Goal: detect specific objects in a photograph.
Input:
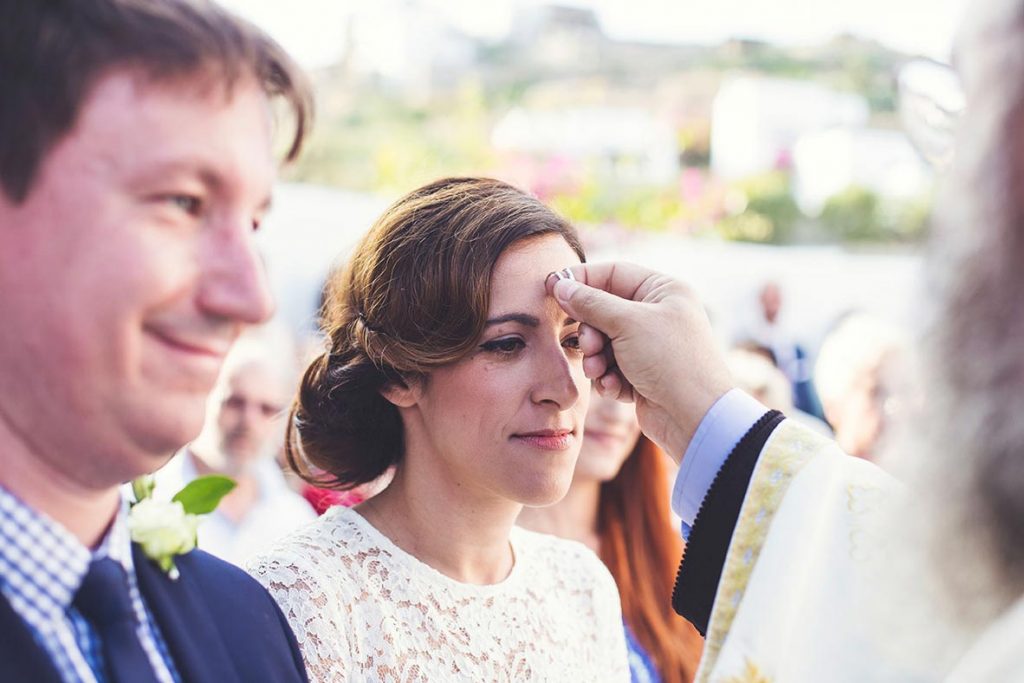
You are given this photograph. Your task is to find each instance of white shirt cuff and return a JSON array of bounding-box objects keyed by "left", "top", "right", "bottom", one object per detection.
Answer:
[{"left": 671, "top": 389, "right": 769, "bottom": 538}]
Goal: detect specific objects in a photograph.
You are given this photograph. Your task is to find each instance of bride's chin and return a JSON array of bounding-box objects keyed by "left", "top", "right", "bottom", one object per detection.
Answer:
[{"left": 509, "top": 475, "right": 574, "bottom": 508}]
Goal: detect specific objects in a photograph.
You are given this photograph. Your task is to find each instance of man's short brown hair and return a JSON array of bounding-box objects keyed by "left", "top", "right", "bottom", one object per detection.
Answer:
[{"left": 0, "top": 0, "right": 313, "bottom": 203}]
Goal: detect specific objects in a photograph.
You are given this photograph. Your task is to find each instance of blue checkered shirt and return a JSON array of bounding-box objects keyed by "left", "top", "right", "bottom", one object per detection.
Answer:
[{"left": 0, "top": 485, "right": 181, "bottom": 683}]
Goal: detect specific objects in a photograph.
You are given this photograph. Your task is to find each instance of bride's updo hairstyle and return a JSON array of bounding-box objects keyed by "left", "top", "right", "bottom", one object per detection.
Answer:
[{"left": 287, "top": 177, "right": 585, "bottom": 489}]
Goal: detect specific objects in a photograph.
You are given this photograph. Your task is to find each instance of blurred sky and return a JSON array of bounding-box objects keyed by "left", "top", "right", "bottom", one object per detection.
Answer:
[{"left": 222, "top": 0, "right": 968, "bottom": 68}]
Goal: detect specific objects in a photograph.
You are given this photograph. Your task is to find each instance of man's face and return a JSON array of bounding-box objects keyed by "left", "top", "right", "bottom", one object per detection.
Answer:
[
  {"left": 213, "top": 362, "right": 288, "bottom": 468},
  {"left": 833, "top": 351, "right": 905, "bottom": 461},
  {"left": 760, "top": 283, "right": 782, "bottom": 324},
  {"left": 0, "top": 71, "right": 276, "bottom": 488}
]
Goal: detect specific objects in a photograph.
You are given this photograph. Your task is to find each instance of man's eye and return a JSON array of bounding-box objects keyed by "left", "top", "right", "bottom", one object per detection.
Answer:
[
  {"left": 224, "top": 396, "right": 245, "bottom": 410},
  {"left": 563, "top": 334, "right": 582, "bottom": 351},
  {"left": 480, "top": 337, "right": 525, "bottom": 355},
  {"left": 168, "top": 195, "right": 202, "bottom": 215},
  {"left": 261, "top": 403, "right": 283, "bottom": 417}
]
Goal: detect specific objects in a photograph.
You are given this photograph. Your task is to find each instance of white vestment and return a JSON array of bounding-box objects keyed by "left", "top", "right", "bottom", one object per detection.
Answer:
[{"left": 695, "top": 421, "right": 1023, "bottom": 683}]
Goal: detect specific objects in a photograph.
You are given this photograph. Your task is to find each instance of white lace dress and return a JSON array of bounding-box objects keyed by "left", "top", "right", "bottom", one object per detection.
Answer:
[{"left": 247, "top": 506, "right": 630, "bottom": 682}]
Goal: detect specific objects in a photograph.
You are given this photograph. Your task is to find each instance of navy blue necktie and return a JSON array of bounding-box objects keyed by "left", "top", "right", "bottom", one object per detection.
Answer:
[{"left": 73, "top": 558, "right": 162, "bottom": 683}]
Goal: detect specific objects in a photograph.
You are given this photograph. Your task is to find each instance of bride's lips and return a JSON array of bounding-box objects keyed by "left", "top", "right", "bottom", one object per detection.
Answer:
[{"left": 511, "top": 428, "right": 576, "bottom": 451}]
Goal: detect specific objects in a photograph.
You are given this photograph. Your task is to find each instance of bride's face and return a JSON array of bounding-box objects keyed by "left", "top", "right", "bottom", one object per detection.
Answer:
[{"left": 405, "top": 233, "right": 589, "bottom": 506}]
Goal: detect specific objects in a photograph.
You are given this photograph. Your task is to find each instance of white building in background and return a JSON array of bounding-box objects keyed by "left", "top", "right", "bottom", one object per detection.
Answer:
[
  {"left": 792, "top": 127, "right": 932, "bottom": 215},
  {"left": 710, "top": 76, "right": 869, "bottom": 180},
  {"left": 491, "top": 106, "right": 679, "bottom": 184},
  {"left": 346, "top": 1, "right": 476, "bottom": 93}
]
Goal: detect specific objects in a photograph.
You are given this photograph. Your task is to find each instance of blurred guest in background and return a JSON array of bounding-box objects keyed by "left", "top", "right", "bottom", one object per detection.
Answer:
[
  {"left": 726, "top": 348, "right": 832, "bottom": 437},
  {"left": 519, "top": 394, "right": 704, "bottom": 683},
  {"left": 734, "top": 281, "right": 824, "bottom": 420},
  {"left": 158, "top": 330, "right": 315, "bottom": 565},
  {"left": 813, "top": 313, "right": 909, "bottom": 461}
]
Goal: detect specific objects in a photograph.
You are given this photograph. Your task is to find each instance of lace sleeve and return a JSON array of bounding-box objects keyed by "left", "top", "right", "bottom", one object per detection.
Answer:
[{"left": 248, "top": 549, "right": 352, "bottom": 682}]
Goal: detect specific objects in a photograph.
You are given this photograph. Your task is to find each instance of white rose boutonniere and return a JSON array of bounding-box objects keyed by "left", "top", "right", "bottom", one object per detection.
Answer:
[
  {"left": 129, "top": 473, "right": 236, "bottom": 580},
  {"left": 128, "top": 499, "right": 199, "bottom": 578}
]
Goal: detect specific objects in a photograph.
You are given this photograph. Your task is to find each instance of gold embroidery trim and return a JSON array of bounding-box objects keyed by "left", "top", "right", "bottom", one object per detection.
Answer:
[
  {"left": 697, "top": 421, "right": 828, "bottom": 682},
  {"left": 721, "top": 659, "right": 773, "bottom": 683}
]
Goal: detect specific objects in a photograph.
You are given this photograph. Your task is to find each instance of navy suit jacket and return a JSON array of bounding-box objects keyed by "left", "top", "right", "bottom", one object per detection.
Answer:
[{"left": 0, "top": 545, "right": 308, "bottom": 683}]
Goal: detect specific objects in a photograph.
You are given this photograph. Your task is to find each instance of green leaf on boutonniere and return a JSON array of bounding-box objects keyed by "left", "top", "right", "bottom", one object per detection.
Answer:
[{"left": 172, "top": 475, "right": 237, "bottom": 515}]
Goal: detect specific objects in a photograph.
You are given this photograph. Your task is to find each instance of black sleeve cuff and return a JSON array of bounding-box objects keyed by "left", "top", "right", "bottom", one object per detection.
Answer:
[{"left": 671, "top": 410, "right": 785, "bottom": 636}]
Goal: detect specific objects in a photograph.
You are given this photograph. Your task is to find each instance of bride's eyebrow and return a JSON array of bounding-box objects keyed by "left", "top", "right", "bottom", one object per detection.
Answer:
[
  {"left": 484, "top": 313, "right": 578, "bottom": 327},
  {"left": 485, "top": 313, "right": 539, "bottom": 327}
]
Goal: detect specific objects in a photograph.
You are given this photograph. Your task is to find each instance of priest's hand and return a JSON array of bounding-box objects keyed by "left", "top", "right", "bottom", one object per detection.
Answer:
[{"left": 546, "top": 262, "right": 734, "bottom": 462}]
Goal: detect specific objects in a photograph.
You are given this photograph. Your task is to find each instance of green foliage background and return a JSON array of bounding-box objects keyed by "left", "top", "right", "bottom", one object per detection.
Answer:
[{"left": 284, "top": 35, "right": 932, "bottom": 246}]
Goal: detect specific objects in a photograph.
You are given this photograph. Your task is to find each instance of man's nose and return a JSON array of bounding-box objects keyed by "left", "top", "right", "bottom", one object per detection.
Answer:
[{"left": 197, "top": 215, "right": 275, "bottom": 325}]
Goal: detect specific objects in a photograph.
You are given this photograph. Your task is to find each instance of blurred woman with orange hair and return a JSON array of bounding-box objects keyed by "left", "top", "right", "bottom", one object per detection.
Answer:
[{"left": 519, "top": 394, "right": 704, "bottom": 683}]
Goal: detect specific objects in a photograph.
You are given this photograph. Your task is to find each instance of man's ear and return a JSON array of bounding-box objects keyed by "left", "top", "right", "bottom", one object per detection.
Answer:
[{"left": 379, "top": 374, "right": 422, "bottom": 408}]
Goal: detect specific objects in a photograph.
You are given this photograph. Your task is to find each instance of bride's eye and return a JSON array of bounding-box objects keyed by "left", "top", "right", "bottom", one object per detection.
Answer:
[{"left": 480, "top": 337, "right": 525, "bottom": 356}]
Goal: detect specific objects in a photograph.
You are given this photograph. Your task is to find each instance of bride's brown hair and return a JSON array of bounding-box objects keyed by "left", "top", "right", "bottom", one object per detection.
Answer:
[{"left": 286, "top": 177, "right": 584, "bottom": 489}]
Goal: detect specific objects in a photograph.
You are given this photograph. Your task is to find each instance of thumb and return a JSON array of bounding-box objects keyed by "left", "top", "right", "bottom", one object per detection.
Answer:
[{"left": 552, "top": 278, "right": 629, "bottom": 338}]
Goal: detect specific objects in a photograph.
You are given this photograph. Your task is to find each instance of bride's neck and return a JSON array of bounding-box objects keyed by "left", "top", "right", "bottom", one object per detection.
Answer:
[
  {"left": 517, "top": 477, "right": 602, "bottom": 553},
  {"left": 356, "top": 461, "right": 521, "bottom": 585}
]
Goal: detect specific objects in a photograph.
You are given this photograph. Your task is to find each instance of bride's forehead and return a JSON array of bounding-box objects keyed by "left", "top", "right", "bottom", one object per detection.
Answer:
[
  {"left": 489, "top": 237, "right": 579, "bottom": 305},
  {"left": 492, "top": 235, "right": 579, "bottom": 275}
]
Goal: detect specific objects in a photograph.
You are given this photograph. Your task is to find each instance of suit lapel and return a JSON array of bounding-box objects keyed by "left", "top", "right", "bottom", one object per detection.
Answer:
[
  {"left": 133, "top": 545, "right": 241, "bottom": 683},
  {"left": 0, "top": 592, "right": 64, "bottom": 683}
]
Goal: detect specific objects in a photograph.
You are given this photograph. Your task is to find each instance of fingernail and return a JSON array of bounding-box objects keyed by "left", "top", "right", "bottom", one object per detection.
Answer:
[{"left": 553, "top": 278, "right": 580, "bottom": 303}]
